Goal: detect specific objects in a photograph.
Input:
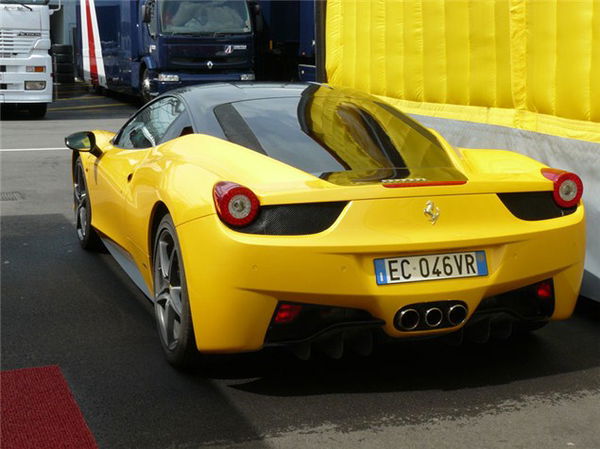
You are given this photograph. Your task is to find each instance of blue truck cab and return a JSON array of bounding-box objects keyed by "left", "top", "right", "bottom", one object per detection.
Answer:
[{"left": 76, "top": 0, "right": 257, "bottom": 101}]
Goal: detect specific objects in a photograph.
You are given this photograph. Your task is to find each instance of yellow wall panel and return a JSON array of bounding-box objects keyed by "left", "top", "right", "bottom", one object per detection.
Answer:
[
  {"left": 325, "top": 0, "right": 600, "bottom": 143},
  {"left": 421, "top": 0, "right": 447, "bottom": 103},
  {"left": 444, "top": 1, "right": 470, "bottom": 105}
]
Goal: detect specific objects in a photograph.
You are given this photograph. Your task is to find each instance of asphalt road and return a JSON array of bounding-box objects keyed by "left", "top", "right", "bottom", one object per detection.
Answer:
[{"left": 1, "top": 86, "right": 600, "bottom": 449}]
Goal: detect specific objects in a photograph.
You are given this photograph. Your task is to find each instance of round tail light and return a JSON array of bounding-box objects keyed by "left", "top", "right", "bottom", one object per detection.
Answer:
[
  {"left": 541, "top": 169, "right": 583, "bottom": 208},
  {"left": 213, "top": 181, "right": 260, "bottom": 227}
]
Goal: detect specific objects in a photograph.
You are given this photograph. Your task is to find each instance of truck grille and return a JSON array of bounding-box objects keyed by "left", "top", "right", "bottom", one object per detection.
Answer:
[{"left": 0, "top": 31, "right": 36, "bottom": 56}]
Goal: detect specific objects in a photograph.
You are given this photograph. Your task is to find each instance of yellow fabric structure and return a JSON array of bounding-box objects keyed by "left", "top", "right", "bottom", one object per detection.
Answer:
[{"left": 325, "top": 0, "right": 600, "bottom": 143}]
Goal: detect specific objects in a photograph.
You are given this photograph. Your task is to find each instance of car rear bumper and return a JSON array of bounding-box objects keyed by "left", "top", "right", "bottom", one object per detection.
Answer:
[{"left": 176, "top": 194, "right": 585, "bottom": 353}]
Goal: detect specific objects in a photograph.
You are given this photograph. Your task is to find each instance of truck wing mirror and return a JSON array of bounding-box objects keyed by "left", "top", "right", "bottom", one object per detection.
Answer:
[
  {"left": 253, "top": 6, "right": 264, "bottom": 33},
  {"left": 142, "top": 3, "right": 152, "bottom": 23},
  {"left": 49, "top": 0, "right": 62, "bottom": 14}
]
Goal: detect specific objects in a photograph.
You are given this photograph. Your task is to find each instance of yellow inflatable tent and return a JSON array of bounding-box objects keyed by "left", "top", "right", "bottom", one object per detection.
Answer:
[{"left": 326, "top": 0, "right": 600, "bottom": 142}]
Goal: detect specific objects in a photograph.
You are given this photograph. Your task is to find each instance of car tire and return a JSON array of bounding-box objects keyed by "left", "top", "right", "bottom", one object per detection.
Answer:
[
  {"left": 153, "top": 214, "right": 198, "bottom": 369},
  {"left": 140, "top": 68, "right": 153, "bottom": 104},
  {"left": 73, "top": 157, "right": 103, "bottom": 251},
  {"left": 28, "top": 103, "right": 47, "bottom": 119}
]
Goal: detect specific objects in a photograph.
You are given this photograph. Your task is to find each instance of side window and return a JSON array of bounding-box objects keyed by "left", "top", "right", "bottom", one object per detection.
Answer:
[{"left": 115, "top": 97, "right": 186, "bottom": 149}]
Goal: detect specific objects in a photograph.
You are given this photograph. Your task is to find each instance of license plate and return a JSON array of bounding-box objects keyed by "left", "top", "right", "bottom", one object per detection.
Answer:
[{"left": 374, "top": 251, "right": 488, "bottom": 285}]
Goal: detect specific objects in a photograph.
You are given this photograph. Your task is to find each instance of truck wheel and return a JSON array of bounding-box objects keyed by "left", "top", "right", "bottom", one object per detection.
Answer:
[
  {"left": 54, "top": 73, "right": 74, "bottom": 84},
  {"left": 54, "top": 63, "right": 74, "bottom": 74},
  {"left": 140, "top": 68, "right": 153, "bottom": 104},
  {"left": 53, "top": 54, "right": 73, "bottom": 63},
  {"left": 51, "top": 44, "right": 72, "bottom": 55},
  {"left": 28, "top": 103, "right": 47, "bottom": 119}
]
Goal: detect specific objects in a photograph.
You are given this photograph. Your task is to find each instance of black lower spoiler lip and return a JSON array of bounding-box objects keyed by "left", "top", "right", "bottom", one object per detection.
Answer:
[{"left": 264, "top": 320, "right": 385, "bottom": 348}]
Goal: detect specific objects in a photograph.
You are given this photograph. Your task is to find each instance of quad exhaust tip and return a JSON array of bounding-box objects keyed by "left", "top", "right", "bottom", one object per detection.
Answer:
[
  {"left": 424, "top": 307, "right": 444, "bottom": 328},
  {"left": 448, "top": 304, "right": 468, "bottom": 326},
  {"left": 397, "top": 308, "right": 420, "bottom": 330},
  {"left": 395, "top": 302, "right": 469, "bottom": 331}
]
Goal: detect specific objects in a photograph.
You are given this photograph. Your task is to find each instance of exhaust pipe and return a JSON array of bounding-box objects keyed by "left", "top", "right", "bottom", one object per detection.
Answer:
[
  {"left": 424, "top": 307, "right": 443, "bottom": 328},
  {"left": 397, "top": 308, "right": 420, "bottom": 330},
  {"left": 447, "top": 304, "right": 468, "bottom": 326}
]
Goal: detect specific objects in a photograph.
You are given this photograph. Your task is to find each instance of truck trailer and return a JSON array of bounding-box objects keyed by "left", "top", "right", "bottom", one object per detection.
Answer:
[{"left": 0, "top": 0, "right": 58, "bottom": 118}]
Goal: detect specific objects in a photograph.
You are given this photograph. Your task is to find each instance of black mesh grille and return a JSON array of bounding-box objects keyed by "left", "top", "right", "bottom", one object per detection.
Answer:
[
  {"left": 497, "top": 191, "right": 576, "bottom": 221},
  {"left": 230, "top": 201, "right": 348, "bottom": 235}
]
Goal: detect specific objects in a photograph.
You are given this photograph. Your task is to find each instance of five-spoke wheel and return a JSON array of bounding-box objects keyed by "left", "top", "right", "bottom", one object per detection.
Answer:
[
  {"left": 73, "top": 158, "right": 102, "bottom": 250},
  {"left": 153, "top": 214, "right": 197, "bottom": 367}
]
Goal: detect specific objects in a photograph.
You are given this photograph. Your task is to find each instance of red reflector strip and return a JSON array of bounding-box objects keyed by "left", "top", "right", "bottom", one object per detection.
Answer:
[
  {"left": 382, "top": 180, "right": 467, "bottom": 188},
  {"left": 536, "top": 281, "right": 553, "bottom": 299},
  {"left": 274, "top": 304, "right": 302, "bottom": 324}
]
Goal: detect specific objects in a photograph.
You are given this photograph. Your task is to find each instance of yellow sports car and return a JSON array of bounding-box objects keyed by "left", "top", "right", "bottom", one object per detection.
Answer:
[{"left": 66, "top": 83, "right": 585, "bottom": 368}]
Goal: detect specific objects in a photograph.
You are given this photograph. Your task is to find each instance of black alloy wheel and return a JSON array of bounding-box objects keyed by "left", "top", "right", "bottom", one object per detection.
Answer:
[
  {"left": 153, "top": 214, "right": 198, "bottom": 368},
  {"left": 73, "top": 158, "right": 102, "bottom": 250}
]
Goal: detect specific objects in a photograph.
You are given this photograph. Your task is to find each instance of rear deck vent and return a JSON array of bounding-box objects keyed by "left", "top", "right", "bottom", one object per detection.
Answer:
[{"left": 1, "top": 192, "right": 24, "bottom": 201}]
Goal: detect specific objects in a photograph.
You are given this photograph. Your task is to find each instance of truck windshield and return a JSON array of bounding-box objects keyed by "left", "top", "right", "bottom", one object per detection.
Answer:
[
  {"left": 0, "top": 0, "right": 49, "bottom": 4},
  {"left": 159, "top": 0, "right": 251, "bottom": 35}
]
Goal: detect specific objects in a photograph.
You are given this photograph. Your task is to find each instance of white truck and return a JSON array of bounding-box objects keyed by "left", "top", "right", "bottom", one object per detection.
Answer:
[{"left": 0, "top": 0, "right": 59, "bottom": 118}]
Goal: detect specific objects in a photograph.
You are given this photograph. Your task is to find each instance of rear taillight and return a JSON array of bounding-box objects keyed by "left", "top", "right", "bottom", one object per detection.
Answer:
[
  {"left": 213, "top": 181, "right": 260, "bottom": 227},
  {"left": 541, "top": 168, "right": 583, "bottom": 208}
]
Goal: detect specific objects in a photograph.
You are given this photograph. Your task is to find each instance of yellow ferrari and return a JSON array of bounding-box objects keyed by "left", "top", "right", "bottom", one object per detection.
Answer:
[{"left": 65, "top": 83, "right": 585, "bottom": 367}]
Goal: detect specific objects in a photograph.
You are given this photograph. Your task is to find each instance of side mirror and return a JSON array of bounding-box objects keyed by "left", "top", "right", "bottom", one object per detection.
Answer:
[
  {"left": 49, "top": 0, "right": 62, "bottom": 14},
  {"left": 65, "top": 131, "right": 102, "bottom": 157},
  {"left": 142, "top": 1, "right": 152, "bottom": 23},
  {"left": 253, "top": 4, "right": 264, "bottom": 33}
]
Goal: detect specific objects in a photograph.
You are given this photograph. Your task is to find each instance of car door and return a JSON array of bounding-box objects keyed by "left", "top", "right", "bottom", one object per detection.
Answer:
[{"left": 89, "top": 96, "right": 187, "bottom": 251}]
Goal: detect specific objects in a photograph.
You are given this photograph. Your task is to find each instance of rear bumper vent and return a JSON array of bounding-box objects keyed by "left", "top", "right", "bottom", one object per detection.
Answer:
[{"left": 231, "top": 201, "right": 348, "bottom": 235}]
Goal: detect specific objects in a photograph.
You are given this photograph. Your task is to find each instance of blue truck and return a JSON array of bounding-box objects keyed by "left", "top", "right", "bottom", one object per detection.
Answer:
[{"left": 74, "top": 0, "right": 317, "bottom": 102}]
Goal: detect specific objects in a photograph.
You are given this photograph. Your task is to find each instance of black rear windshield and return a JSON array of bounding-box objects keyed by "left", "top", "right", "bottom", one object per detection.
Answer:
[{"left": 213, "top": 87, "right": 465, "bottom": 185}]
